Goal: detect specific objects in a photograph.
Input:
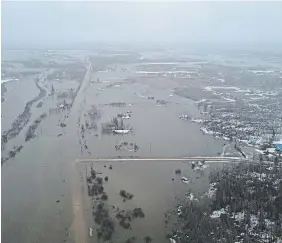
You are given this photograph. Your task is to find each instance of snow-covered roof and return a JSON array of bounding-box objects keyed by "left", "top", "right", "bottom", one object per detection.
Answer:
[{"left": 266, "top": 148, "right": 276, "bottom": 153}]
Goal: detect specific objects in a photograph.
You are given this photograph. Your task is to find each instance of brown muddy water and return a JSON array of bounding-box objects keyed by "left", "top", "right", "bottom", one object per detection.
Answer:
[
  {"left": 2, "top": 54, "right": 227, "bottom": 243},
  {"left": 1, "top": 79, "right": 39, "bottom": 131},
  {"left": 77, "top": 161, "right": 226, "bottom": 243},
  {"left": 80, "top": 68, "right": 225, "bottom": 159}
]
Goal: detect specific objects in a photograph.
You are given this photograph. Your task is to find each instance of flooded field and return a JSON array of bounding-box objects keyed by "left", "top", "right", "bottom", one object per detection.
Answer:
[
  {"left": 80, "top": 67, "right": 225, "bottom": 158},
  {"left": 75, "top": 160, "right": 226, "bottom": 243},
  {"left": 1, "top": 78, "right": 39, "bottom": 131},
  {"left": 2, "top": 47, "right": 280, "bottom": 243}
]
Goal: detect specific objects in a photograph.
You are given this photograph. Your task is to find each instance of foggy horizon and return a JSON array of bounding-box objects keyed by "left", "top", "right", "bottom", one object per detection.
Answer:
[{"left": 2, "top": 1, "right": 282, "bottom": 49}]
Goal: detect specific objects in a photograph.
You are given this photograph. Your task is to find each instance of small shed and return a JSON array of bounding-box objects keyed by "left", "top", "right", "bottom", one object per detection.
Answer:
[{"left": 273, "top": 140, "right": 282, "bottom": 151}]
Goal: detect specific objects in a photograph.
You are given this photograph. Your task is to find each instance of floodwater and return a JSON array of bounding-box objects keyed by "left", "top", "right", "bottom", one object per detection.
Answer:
[
  {"left": 78, "top": 161, "right": 226, "bottom": 243},
  {"left": 84, "top": 105, "right": 224, "bottom": 158},
  {"left": 1, "top": 78, "right": 39, "bottom": 131},
  {"left": 2, "top": 53, "right": 226, "bottom": 243},
  {"left": 1, "top": 136, "right": 74, "bottom": 243},
  {"left": 81, "top": 65, "right": 225, "bottom": 158}
]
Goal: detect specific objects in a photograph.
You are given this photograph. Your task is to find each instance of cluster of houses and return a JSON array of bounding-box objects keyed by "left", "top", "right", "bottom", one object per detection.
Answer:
[{"left": 192, "top": 88, "right": 282, "bottom": 159}]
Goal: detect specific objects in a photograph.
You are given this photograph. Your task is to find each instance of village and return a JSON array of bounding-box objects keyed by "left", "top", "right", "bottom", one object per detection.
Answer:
[{"left": 185, "top": 84, "right": 282, "bottom": 161}]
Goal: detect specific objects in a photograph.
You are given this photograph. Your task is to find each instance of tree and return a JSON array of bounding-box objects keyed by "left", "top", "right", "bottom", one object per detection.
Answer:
[
  {"left": 259, "top": 154, "right": 263, "bottom": 163},
  {"left": 113, "top": 117, "right": 119, "bottom": 129},
  {"left": 120, "top": 118, "right": 124, "bottom": 129},
  {"left": 258, "top": 208, "right": 266, "bottom": 231},
  {"left": 51, "top": 84, "right": 55, "bottom": 95},
  {"left": 274, "top": 157, "right": 279, "bottom": 167}
]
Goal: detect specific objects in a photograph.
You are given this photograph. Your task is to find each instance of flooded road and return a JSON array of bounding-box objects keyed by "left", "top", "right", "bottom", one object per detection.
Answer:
[
  {"left": 76, "top": 160, "right": 226, "bottom": 243},
  {"left": 2, "top": 52, "right": 226, "bottom": 243},
  {"left": 1, "top": 58, "right": 92, "bottom": 243}
]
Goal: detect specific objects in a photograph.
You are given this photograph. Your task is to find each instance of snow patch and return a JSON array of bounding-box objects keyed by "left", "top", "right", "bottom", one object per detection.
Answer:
[
  {"left": 186, "top": 193, "right": 199, "bottom": 202},
  {"left": 181, "top": 177, "right": 191, "bottom": 184},
  {"left": 210, "top": 208, "right": 226, "bottom": 219},
  {"left": 191, "top": 118, "right": 204, "bottom": 124},
  {"left": 113, "top": 129, "right": 130, "bottom": 134},
  {"left": 200, "top": 127, "right": 214, "bottom": 135},
  {"left": 204, "top": 183, "right": 217, "bottom": 198},
  {"left": 170, "top": 238, "right": 177, "bottom": 243}
]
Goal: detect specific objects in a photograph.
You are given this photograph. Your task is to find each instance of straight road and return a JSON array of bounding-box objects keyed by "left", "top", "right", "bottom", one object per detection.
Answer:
[
  {"left": 75, "top": 156, "right": 244, "bottom": 163},
  {"left": 64, "top": 58, "right": 92, "bottom": 243},
  {"left": 1, "top": 58, "right": 93, "bottom": 243},
  {"left": 75, "top": 157, "right": 279, "bottom": 166}
]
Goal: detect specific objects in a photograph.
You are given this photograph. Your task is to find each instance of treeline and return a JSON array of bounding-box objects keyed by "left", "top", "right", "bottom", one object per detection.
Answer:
[
  {"left": 210, "top": 163, "right": 282, "bottom": 220},
  {"left": 169, "top": 162, "right": 282, "bottom": 243},
  {"left": 2, "top": 80, "right": 46, "bottom": 141}
]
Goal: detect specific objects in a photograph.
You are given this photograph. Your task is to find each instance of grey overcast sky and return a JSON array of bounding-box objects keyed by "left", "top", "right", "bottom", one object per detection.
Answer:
[{"left": 2, "top": 1, "right": 282, "bottom": 48}]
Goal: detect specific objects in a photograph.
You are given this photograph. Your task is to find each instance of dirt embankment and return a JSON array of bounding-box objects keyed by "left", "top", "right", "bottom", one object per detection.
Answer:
[
  {"left": 2, "top": 80, "right": 47, "bottom": 141},
  {"left": 1, "top": 83, "right": 7, "bottom": 102},
  {"left": 1, "top": 80, "right": 48, "bottom": 164},
  {"left": 174, "top": 87, "right": 218, "bottom": 101}
]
